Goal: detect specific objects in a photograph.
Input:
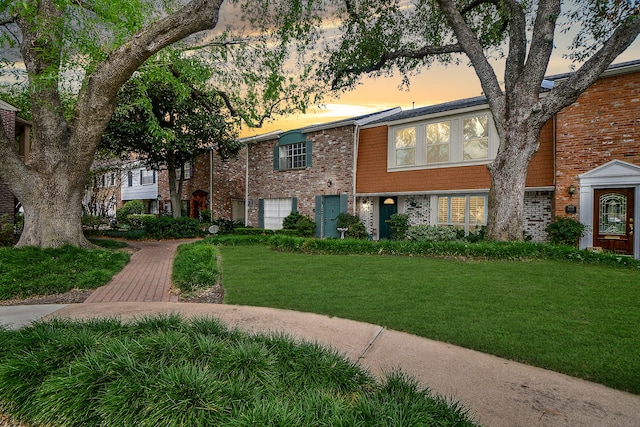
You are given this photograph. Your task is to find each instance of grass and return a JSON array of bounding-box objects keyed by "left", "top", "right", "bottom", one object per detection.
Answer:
[
  {"left": 172, "top": 240, "right": 220, "bottom": 296},
  {"left": 218, "top": 244, "right": 640, "bottom": 394},
  {"left": 0, "top": 315, "right": 476, "bottom": 426},
  {"left": 0, "top": 243, "right": 129, "bottom": 301}
]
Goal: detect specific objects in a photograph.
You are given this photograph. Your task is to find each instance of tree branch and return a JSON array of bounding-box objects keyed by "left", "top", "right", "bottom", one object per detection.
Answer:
[{"left": 522, "top": 0, "right": 561, "bottom": 93}]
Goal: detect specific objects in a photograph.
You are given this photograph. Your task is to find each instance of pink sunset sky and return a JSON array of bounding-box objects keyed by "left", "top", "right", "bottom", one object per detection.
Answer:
[{"left": 240, "top": 40, "right": 640, "bottom": 138}]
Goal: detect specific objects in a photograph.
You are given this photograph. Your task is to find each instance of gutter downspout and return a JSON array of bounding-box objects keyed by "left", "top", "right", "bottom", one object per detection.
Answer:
[
  {"left": 245, "top": 145, "right": 249, "bottom": 226},
  {"left": 352, "top": 124, "right": 359, "bottom": 215},
  {"left": 209, "top": 149, "right": 213, "bottom": 215}
]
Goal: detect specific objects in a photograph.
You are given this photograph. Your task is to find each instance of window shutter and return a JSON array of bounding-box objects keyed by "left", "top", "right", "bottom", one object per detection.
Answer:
[
  {"left": 153, "top": 170, "right": 156, "bottom": 184},
  {"left": 140, "top": 170, "right": 143, "bottom": 184},
  {"left": 273, "top": 146, "right": 279, "bottom": 171},
  {"left": 291, "top": 197, "right": 298, "bottom": 213},
  {"left": 128, "top": 171, "right": 133, "bottom": 187},
  {"left": 315, "top": 196, "right": 323, "bottom": 238},
  {"left": 305, "top": 140, "right": 312, "bottom": 167},
  {"left": 340, "top": 194, "right": 349, "bottom": 214},
  {"left": 258, "top": 198, "right": 264, "bottom": 229}
]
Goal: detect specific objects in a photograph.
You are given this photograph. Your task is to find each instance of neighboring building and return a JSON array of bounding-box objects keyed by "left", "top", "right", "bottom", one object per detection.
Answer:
[
  {"left": 113, "top": 148, "right": 246, "bottom": 221},
  {"left": 0, "top": 100, "right": 31, "bottom": 224},
  {"left": 84, "top": 162, "right": 121, "bottom": 219},
  {"left": 552, "top": 61, "right": 640, "bottom": 257},
  {"left": 242, "top": 109, "right": 401, "bottom": 238},
  {"left": 354, "top": 60, "right": 640, "bottom": 258},
  {"left": 355, "top": 97, "right": 554, "bottom": 241}
]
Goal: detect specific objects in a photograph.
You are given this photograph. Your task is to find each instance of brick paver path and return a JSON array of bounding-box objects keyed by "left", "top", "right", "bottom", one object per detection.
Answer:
[{"left": 85, "top": 240, "right": 196, "bottom": 303}]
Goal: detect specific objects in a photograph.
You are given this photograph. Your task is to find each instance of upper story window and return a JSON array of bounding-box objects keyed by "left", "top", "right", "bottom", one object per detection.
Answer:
[
  {"left": 388, "top": 110, "right": 496, "bottom": 171},
  {"left": 395, "top": 127, "right": 416, "bottom": 166},
  {"left": 140, "top": 169, "right": 156, "bottom": 185},
  {"left": 273, "top": 130, "right": 312, "bottom": 171}
]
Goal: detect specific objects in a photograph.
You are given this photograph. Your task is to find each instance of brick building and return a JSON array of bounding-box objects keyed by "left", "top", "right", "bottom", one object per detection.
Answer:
[
  {"left": 353, "top": 60, "right": 640, "bottom": 254},
  {"left": 0, "top": 100, "right": 31, "bottom": 224},
  {"left": 243, "top": 109, "right": 400, "bottom": 238}
]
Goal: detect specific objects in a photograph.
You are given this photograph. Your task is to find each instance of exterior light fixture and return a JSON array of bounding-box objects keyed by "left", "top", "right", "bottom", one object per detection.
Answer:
[
  {"left": 383, "top": 198, "right": 395, "bottom": 205},
  {"left": 568, "top": 185, "right": 576, "bottom": 197},
  {"left": 327, "top": 180, "right": 332, "bottom": 188}
]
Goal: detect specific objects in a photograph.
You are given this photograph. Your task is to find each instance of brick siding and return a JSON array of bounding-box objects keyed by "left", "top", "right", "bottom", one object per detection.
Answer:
[
  {"left": 0, "top": 109, "right": 17, "bottom": 223},
  {"left": 247, "top": 126, "right": 356, "bottom": 227},
  {"left": 555, "top": 70, "right": 640, "bottom": 218}
]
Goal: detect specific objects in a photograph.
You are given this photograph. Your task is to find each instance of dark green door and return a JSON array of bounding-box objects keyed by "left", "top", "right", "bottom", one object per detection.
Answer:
[
  {"left": 323, "top": 195, "right": 341, "bottom": 238},
  {"left": 379, "top": 197, "right": 398, "bottom": 239}
]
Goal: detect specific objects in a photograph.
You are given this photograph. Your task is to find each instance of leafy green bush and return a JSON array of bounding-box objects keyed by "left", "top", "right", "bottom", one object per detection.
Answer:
[
  {"left": 212, "top": 217, "right": 239, "bottom": 234},
  {"left": 82, "top": 215, "right": 104, "bottom": 231},
  {"left": 464, "top": 226, "right": 486, "bottom": 243},
  {"left": 142, "top": 216, "right": 201, "bottom": 239},
  {"left": 406, "top": 224, "right": 459, "bottom": 242},
  {"left": 0, "top": 214, "right": 14, "bottom": 247},
  {"left": 389, "top": 213, "right": 410, "bottom": 240},
  {"left": 200, "top": 209, "right": 213, "bottom": 223},
  {"left": 336, "top": 213, "right": 367, "bottom": 239},
  {"left": 127, "top": 213, "right": 156, "bottom": 230},
  {"left": 282, "top": 212, "right": 316, "bottom": 237},
  {"left": 116, "top": 200, "right": 144, "bottom": 225},
  {"left": 232, "top": 227, "right": 275, "bottom": 236},
  {"left": 546, "top": 216, "right": 586, "bottom": 246}
]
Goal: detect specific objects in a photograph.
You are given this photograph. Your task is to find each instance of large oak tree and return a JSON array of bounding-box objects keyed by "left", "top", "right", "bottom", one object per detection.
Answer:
[
  {"left": 0, "top": 0, "right": 316, "bottom": 247},
  {"left": 312, "top": 0, "right": 640, "bottom": 241}
]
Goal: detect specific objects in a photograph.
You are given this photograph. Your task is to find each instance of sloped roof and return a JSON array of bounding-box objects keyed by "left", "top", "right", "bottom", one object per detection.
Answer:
[{"left": 0, "top": 99, "right": 19, "bottom": 112}]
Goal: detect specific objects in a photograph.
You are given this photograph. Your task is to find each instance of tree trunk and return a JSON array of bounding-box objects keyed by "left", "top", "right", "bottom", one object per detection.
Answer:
[
  {"left": 16, "top": 172, "right": 91, "bottom": 248},
  {"left": 486, "top": 123, "right": 541, "bottom": 241}
]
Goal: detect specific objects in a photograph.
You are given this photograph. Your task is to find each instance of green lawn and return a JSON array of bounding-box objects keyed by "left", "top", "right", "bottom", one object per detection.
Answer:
[{"left": 219, "top": 245, "right": 640, "bottom": 394}]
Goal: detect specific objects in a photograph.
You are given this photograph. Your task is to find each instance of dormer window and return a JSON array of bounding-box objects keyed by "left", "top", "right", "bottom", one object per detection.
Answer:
[{"left": 273, "top": 130, "right": 312, "bottom": 171}]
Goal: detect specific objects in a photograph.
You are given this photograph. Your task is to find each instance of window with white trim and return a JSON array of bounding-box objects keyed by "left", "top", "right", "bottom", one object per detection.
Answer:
[
  {"left": 140, "top": 169, "right": 155, "bottom": 185},
  {"left": 437, "top": 195, "right": 487, "bottom": 233},
  {"left": 264, "top": 198, "right": 292, "bottom": 230},
  {"left": 388, "top": 111, "right": 496, "bottom": 170},
  {"left": 280, "top": 142, "right": 307, "bottom": 170},
  {"left": 395, "top": 127, "right": 416, "bottom": 166}
]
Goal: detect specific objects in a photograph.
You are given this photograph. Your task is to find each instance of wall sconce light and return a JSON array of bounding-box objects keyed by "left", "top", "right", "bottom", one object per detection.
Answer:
[
  {"left": 568, "top": 185, "right": 575, "bottom": 198},
  {"left": 383, "top": 197, "right": 395, "bottom": 205},
  {"left": 327, "top": 180, "right": 332, "bottom": 188}
]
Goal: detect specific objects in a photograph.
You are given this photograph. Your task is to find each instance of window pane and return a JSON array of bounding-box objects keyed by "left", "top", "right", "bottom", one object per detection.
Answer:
[
  {"left": 463, "top": 116, "right": 488, "bottom": 140},
  {"left": 599, "top": 193, "right": 627, "bottom": 235},
  {"left": 438, "top": 197, "right": 449, "bottom": 223},
  {"left": 427, "top": 144, "right": 449, "bottom": 163},
  {"left": 463, "top": 138, "right": 489, "bottom": 160},
  {"left": 463, "top": 116, "right": 489, "bottom": 160},
  {"left": 450, "top": 197, "right": 465, "bottom": 224},
  {"left": 396, "top": 127, "right": 416, "bottom": 148},
  {"left": 279, "top": 142, "right": 306, "bottom": 170},
  {"left": 396, "top": 148, "right": 416, "bottom": 166},
  {"left": 469, "top": 196, "right": 486, "bottom": 225},
  {"left": 427, "top": 122, "right": 450, "bottom": 144}
]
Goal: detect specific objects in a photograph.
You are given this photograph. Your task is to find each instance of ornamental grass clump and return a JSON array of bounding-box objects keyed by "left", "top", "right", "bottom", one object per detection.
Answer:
[{"left": 0, "top": 315, "right": 477, "bottom": 427}]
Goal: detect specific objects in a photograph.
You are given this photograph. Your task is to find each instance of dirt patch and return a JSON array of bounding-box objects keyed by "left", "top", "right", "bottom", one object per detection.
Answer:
[
  {"left": 0, "top": 289, "right": 95, "bottom": 306},
  {"left": 178, "top": 284, "right": 225, "bottom": 304}
]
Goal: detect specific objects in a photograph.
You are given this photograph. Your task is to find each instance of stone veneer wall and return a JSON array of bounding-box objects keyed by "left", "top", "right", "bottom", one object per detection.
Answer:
[
  {"left": 246, "top": 126, "right": 356, "bottom": 227},
  {"left": 523, "top": 190, "right": 553, "bottom": 242}
]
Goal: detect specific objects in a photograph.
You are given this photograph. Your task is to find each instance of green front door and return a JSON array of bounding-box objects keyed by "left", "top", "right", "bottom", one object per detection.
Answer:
[
  {"left": 379, "top": 197, "right": 397, "bottom": 239},
  {"left": 323, "top": 195, "right": 341, "bottom": 238}
]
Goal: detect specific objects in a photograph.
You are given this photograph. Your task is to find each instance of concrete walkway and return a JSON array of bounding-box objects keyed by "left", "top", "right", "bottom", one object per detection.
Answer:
[{"left": 2, "top": 239, "right": 640, "bottom": 426}]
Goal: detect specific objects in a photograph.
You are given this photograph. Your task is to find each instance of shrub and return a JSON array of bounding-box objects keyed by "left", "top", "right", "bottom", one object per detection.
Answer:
[
  {"left": 546, "top": 217, "right": 586, "bottom": 246},
  {"left": 282, "top": 212, "right": 316, "bottom": 237},
  {"left": 200, "top": 209, "right": 213, "bottom": 223},
  {"left": 116, "top": 200, "right": 144, "bottom": 226},
  {"left": 282, "top": 212, "right": 303, "bottom": 230},
  {"left": 389, "top": 213, "right": 410, "bottom": 240},
  {"left": 336, "top": 213, "right": 368, "bottom": 239},
  {"left": 82, "top": 215, "right": 104, "bottom": 231},
  {"left": 127, "top": 214, "right": 155, "bottom": 230},
  {"left": 212, "top": 217, "right": 239, "bottom": 234},
  {"left": 406, "top": 224, "right": 459, "bottom": 242},
  {"left": 464, "top": 226, "right": 486, "bottom": 243},
  {"left": 142, "top": 216, "right": 201, "bottom": 239}
]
